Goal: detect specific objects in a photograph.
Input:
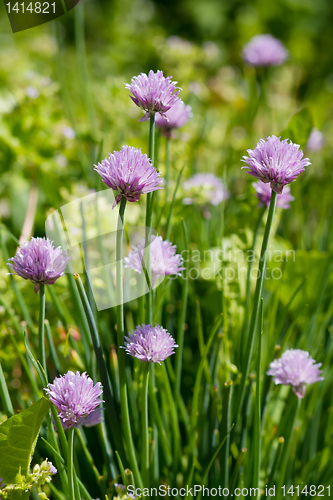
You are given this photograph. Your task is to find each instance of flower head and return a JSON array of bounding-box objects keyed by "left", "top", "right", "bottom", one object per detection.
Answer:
[
  {"left": 94, "top": 146, "right": 163, "bottom": 207},
  {"left": 124, "top": 236, "right": 184, "bottom": 287},
  {"left": 7, "top": 237, "right": 72, "bottom": 294},
  {"left": 253, "top": 181, "right": 294, "bottom": 209},
  {"left": 242, "top": 34, "right": 288, "bottom": 66},
  {"left": 155, "top": 100, "right": 192, "bottom": 137},
  {"left": 55, "top": 407, "right": 104, "bottom": 431},
  {"left": 182, "top": 173, "right": 229, "bottom": 207},
  {"left": 45, "top": 371, "right": 103, "bottom": 429},
  {"left": 267, "top": 349, "right": 324, "bottom": 398},
  {"left": 123, "top": 324, "right": 178, "bottom": 363},
  {"left": 242, "top": 135, "right": 310, "bottom": 194},
  {"left": 125, "top": 70, "right": 182, "bottom": 122},
  {"left": 48, "top": 463, "right": 57, "bottom": 475},
  {"left": 306, "top": 128, "right": 324, "bottom": 151}
]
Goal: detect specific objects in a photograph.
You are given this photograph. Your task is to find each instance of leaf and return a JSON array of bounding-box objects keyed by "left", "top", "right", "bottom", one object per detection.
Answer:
[
  {"left": 281, "top": 107, "right": 313, "bottom": 147},
  {"left": 0, "top": 397, "right": 51, "bottom": 484}
]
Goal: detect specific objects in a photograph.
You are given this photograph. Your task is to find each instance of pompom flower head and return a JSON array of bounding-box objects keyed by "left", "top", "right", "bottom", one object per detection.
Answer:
[
  {"left": 124, "top": 236, "right": 184, "bottom": 287},
  {"left": 45, "top": 371, "right": 103, "bottom": 429},
  {"left": 242, "top": 135, "right": 311, "bottom": 194},
  {"left": 155, "top": 100, "right": 192, "bottom": 138},
  {"left": 94, "top": 146, "right": 163, "bottom": 207},
  {"left": 242, "top": 34, "right": 288, "bottom": 67},
  {"left": 125, "top": 70, "right": 182, "bottom": 122},
  {"left": 54, "top": 408, "right": 104, "bottom": 431},
  {"left": 306, "top": 128, "right": 324, "bottom": 151},
  {"left": 267, "top": 349, "right": 324, "bottom": 399},
  {"left": 182, "top": 173, "right": 229, "bottom": 214},
  {"left": 7, "top": 237, "right": 72, "bottom": 294},
  {"left": 253, "top": 181, "right": 294, "bottom": 209},
  {"left": 123, "top": 324, "right": 178, "bottom": 364}
]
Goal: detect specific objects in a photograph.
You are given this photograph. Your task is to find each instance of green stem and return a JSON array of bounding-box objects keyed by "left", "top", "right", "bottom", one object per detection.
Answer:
[
  {"left": 38, "top": 284, "right": 46, "bottom": 373},
  {"left": 253, "top": 298, "right": 263, "bottom": 497},
  {"left": 74, "top": 0, "right": 95, "bottom": 132},
  {"left": 174, "top": 219, "right": 189, "bottom": 399},
  {"left": 45, "top": 319, "right": 61, "bottom": 375},
  {"left": 242, "top": 206, "right": 266, "bottom": 362},
  {"left": 116, "top": 198, "right": 143, "bottom": 488},
  {"left": 165, "top": 165, "right": 185, "bottom": 241},
  {"left": 74, "top": 274, "right": 126, "bottom": 460},
  {"left": 145, "top": 114, "right": 156, "bottom": 324},
  {"left": 266, "top": 437, "right": 284, "bottom": 494},
  {"left": 148, "top": 373, "right": 172, "bottom": 466},
  {"left": 141, "top": 362, "right": 150, "bottom": 486},
  {"left": 220, "top": 380, "right": 233, "bottom": 488},
  {"left": 0, "top": 360, "right": 14, "bottom": 416},
  {"left": 68, "top": 427, "right": 75, "bottom": 500},
  {"left": 277, "top": 398, "right": 301, "bottom": 497},
  {"left": 233, "top": 190, "right": 277, "bottom": 422},
  {"left": 160, "top": 363, "right": 181, "bottom": 473},
  {"left": 76, "top": 428, "right": 102, "bottom": 485},
  {"left": 165, "top": 137, "right": 170, "bottom": 202},
  {"left": 229, "top": 447, "right": 247, "bottom": 495}
]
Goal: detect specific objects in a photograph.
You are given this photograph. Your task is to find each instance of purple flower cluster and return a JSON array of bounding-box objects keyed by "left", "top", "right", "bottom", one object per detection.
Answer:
[
  {"left": 123, "top": 324, "right": 178, "bottom": 363},
  {"left": 242, "top": 34, "right": 288, "bottom": 67},
  {"left": 7, "top": 237, "right": 72, "bottom": 294},
  {"left": 125, "top": 70, "right": 182, "bottom": 122},
  {"left": 306, "top": 128, "right": 324, "bottom": 151},
  {"left": 48, "top": 463, "right": 57, "bottom": 475},
  {"left": 242, "top": 135, "right": 311, "bottom": 194},
  {"left": 253, "top": 181, "right": 294, "bottom": 209},
  {"left": 94, "top": 146, "right": 163, "bottom": 207},
  {"left": 124, "top": 236, "right": 184, "bottom": 287},
  {"left": 45, "top": 371, "right": 103, "bottom": 429},
  {"left": 155, "top": 100, "right": 192, "bottom": 138},
  {"left": 183, "top": 173, "right": 229, "bottom": 207},
  {"left": 267, "top": 349, "right": 324, "bottom": 399}
]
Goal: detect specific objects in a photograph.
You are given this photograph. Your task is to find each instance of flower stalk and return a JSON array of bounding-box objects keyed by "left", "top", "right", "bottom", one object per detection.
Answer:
[
  {"left": 38, "top": 283, "right": 46, "bottom": 374},
  {"left": 234, "top": 190, "right": 277, "bottom": 421},
  {"left": 67, "top": 427, "right": 75, "bottom": 500},
  {"left": 141, "top": 362, "right": 150, "bottom": 486},
  {"left": 116, "top": 197, "right": 143, "bottom": 488}
]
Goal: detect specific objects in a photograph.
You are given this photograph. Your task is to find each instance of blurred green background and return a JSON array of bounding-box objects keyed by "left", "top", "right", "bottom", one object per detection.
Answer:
[{"left": 1, "top": 0, "right": 333, "bottom": 495}]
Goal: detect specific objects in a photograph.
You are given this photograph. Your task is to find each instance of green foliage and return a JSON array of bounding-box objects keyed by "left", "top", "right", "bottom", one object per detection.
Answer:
[
  {"left": 0, "top": 398, "right": 51, "bottom": 484},
  {"left": 281, "top": 107, "right": 314, "bottom": 147}
]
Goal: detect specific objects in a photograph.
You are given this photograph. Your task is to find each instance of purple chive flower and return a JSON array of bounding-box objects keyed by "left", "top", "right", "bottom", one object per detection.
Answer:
[
  {"left": 48, "top": 463, "right": 57, "bottom": 475},
  {"left": 182, "top": 173, "right": 229, "bottom": 207},
  {"left": 125, "top": 70, "right": 182, "bottom": 122},
  {"left": 55, "top": 407, "right": 104, "bottom": 431},
  {"left": 253, "top": 181, "right": 294, "bottom": 209},
  {"left": 94, "top": 146, "right": 163, "bottom": 208},
  {"left": 124, "top": 236, "right": 184, "bottom": 287},
  {"left": 123, "top": 324, "right": 178, "bottom": 364},
  {"left": 267, "top": 349, "right": 324, "bottom": 399},
  {"left": 242, "top": 34, "right": 288, "bottom": 67},
  {"left": 45, "top": 371, "right": 103, "bottom": 429},
  {"left": 7, "top": 237, "right": 72, "bottom": 294},
  {"left": 155, "top": 100, "right": 192, "bottom": 138},
  {"left": 306, "top": 128, "right": 324, "bottom": 151},
  {"left": 242, "top": 135, "right": 311, "bottom": 194}
]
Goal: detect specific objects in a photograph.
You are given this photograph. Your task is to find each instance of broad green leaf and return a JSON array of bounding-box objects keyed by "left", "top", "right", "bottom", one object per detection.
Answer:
[
  {"left": 281, "top": 107, "right": 313, "bottom": 147},
  {"left": 0, "top": 397, "right": 51, "bottom": 484}
]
